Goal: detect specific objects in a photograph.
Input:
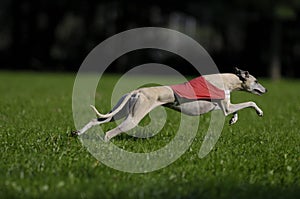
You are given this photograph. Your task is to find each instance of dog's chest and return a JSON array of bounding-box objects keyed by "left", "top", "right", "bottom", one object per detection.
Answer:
[{"left": 225, "top": 90, "right": 231, "bottom": 100}]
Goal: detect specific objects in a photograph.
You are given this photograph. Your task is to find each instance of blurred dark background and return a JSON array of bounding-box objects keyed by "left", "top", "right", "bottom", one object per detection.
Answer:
[{"left": 0, "top": 0, "right": 300, "bottom": 78}]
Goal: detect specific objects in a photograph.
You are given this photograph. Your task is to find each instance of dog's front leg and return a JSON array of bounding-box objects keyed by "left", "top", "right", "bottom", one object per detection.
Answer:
[{"left": 224, "top": 101, "right": 263, "bottom": 117}]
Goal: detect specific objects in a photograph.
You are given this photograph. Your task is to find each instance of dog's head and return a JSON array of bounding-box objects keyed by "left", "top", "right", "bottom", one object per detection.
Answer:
[{"left": 234, "top": 67, "right": 267, "bottom": 95}]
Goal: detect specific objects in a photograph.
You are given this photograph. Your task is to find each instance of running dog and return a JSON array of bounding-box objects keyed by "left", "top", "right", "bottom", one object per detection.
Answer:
[{"left": 72, "top": 67, "right": 267, "bottom": 141}]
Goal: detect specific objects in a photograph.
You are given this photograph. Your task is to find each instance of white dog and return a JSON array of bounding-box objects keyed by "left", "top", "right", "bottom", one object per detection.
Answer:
[{"left": 72, "top": 67, "right": 267, "bottom": 141}]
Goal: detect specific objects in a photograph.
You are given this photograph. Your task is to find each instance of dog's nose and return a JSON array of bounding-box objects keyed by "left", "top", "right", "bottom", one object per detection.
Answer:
[{"left": 265, "top": 88, "right": 268, "bottom": 93}]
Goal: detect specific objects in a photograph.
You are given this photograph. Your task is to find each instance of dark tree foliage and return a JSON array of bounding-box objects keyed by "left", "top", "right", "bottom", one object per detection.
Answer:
[{"left": 1, "top": 0, "right": 300, "bottom": 78}]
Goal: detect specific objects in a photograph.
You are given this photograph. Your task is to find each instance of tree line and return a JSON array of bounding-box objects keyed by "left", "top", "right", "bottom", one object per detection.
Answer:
[{"left": 1, "top": 0, "right": 300, "bottom": 78}]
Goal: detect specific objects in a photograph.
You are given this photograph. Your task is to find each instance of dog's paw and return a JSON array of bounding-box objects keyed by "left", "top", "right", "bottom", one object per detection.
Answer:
[
  {"left": 229, "top": 118, "right": 237, "bottom": 125},
  {"left": 104, "top": 134, "right": 110, "bottom": 142},
  {"left": 256, "top": 109, "right": 263, "bottom": 117},
  {"left": 70, "top": 130, "right": 79, "bottom": 137},
  {"left": 229, "top": 114, "right": 238, "bottom": 125}
]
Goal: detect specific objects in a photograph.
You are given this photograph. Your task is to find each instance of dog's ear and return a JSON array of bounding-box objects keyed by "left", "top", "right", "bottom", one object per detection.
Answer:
[
  {"left": 244, "top": 71, "right": 250, "bottom": 78},
  {"left": 235, "top": 67, "right": 249, "bottom": 81},
  {"left": 234, "top": 67, "right": 241, "bottom": 75}
]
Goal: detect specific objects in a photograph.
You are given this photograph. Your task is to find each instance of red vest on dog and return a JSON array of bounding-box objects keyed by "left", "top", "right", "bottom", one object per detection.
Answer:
[{"left": 170, "top": 76, "right": 225, "bottom": 101}]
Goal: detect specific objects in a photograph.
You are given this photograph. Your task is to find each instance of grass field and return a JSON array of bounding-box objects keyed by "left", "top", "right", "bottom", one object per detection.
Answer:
[{"left": 0, "top": 71, "right": 300, "bottom": 199}]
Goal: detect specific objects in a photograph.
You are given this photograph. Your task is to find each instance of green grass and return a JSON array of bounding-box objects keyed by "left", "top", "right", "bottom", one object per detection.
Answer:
[{"left": 0, "top": 71, "right": 300, "bottom": 199}]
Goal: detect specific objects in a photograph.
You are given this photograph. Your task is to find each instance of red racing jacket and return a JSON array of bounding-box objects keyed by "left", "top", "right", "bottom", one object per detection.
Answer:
[{"left": 170, "top": 76, "right": 225, "bottom": 104}]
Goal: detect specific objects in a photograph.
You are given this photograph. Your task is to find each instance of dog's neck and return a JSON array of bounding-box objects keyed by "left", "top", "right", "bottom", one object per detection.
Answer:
[{"left": 222, "top": 74, "right": 243, "bottom": 92}]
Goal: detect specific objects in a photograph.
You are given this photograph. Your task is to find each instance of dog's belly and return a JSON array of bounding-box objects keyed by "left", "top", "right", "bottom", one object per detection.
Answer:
[{"left": 166, "top": 100, "right": 218, "bottom": 116}]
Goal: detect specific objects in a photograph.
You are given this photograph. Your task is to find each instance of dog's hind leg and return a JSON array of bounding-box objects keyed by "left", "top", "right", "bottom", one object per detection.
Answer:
[
  {"left": 72, "top": 117, "right": 112, "bottom": 136},
  {"left": 103, "top": 115, "right": 138, "bottom": 142},
  {"left": 72, "top": 94, "right": 140, "bottom": 136},
  {"left": 104, "top": 93, "right": 164, "bottom": 141}
]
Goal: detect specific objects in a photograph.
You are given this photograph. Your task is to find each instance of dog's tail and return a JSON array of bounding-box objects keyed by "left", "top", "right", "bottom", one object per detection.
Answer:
[{"left": 90, "top": 91, "right": 138, "bottom": 118}]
